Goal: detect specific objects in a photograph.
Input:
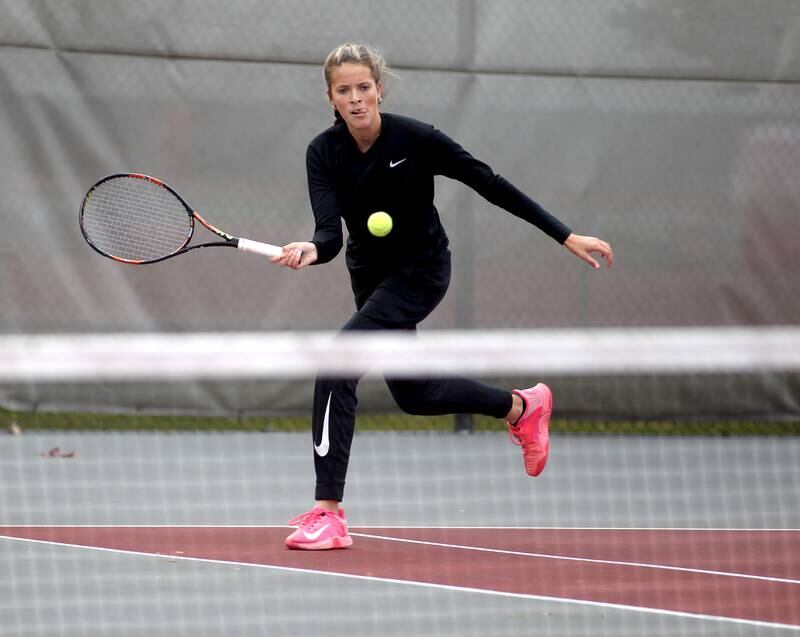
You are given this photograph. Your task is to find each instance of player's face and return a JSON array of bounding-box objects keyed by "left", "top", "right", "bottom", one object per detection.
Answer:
[{"left": 328, "top": 63, "right": 382, "bottom": 136}]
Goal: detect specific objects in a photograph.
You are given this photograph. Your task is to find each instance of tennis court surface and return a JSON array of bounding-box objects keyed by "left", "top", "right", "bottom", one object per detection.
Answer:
[{"left": 2, "top": 431, "right": 798, "bottom": 636}]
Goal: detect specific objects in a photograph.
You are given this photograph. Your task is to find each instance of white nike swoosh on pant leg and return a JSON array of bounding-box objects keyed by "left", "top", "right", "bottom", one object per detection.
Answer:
[{"left": 314, "top": 391, "right": 332, "bottom": 457}]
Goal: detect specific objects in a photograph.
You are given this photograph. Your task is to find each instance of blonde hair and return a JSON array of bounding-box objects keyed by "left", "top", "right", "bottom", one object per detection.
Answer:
[{"left": 323, "top": 43, "right": 391, "bottom": 92}]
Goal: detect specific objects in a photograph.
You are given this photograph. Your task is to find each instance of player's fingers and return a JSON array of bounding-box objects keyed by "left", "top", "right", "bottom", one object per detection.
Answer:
[
  {"left": 603, "top": 244, "right": 614, "bottom": 267},
  {"left": 270, "top": 249, "right": 292, "bottom": 267},
  {"left": 590, "top": 240, "right": 613, "bottom": 269},
  {"left": 289, "top": 249, "right": 305, "bottom": 270},
  {"left": 583, "top": 250, "right": 600, "bottom": 269}
]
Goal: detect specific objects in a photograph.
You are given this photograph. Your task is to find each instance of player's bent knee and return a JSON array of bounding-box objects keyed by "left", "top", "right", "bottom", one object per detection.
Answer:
[{"left": 387, "top": 380, "right": 444, "bottom": 415}]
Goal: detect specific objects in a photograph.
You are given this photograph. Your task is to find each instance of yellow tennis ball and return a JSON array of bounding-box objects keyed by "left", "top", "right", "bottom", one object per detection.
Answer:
[{"left": 367, "top": 211, "right": 393, "bottom": 237}]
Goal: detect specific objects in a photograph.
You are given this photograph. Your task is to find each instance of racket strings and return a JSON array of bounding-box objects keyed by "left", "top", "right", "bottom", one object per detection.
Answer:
[{"left": 81, "top": 177, "right": 193, "bottom": 262}]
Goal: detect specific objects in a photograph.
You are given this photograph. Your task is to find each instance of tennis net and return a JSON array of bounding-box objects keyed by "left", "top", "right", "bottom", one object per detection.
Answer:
[
  {"left": 1, "top": 328, "right": 799, "bottom": 636},
  {"left": 1, "top": 327, "right": 799, "bottom": 424}
]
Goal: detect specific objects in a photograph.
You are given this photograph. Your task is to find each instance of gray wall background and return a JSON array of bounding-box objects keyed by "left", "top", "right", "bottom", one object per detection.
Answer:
[{"left": 1, "top": 1, "right": 799, "bottom": 418}]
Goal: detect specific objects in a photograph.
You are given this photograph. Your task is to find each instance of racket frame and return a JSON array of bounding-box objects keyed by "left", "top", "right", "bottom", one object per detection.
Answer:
[{"left": 79, "top": 173, "right": 283, "bottom": 264}]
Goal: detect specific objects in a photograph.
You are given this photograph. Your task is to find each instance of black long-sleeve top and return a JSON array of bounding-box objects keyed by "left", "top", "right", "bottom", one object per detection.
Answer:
[{"left": 306, "top": 113, "right": 571, "bottom": 272}]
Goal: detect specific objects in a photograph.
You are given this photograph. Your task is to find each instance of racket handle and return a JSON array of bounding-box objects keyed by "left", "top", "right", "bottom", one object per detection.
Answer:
[{"left": 237, "top": 238, "right": 283, "bottom": 258}]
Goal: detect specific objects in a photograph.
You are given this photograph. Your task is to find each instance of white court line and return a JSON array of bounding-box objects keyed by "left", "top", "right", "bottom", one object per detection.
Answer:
[
  {"left": 351, "top": 526, "right": 800, "bottom": 532},
  {"left": 2, "top": 528, "right": 797, "bottom": 584},
  {"left": 2, "top": 524, "right": 799, "bottom": 531},
  {"left": 349, "top": 532, "right": 800, "bottom": 586},
  {"left": 2, "top": 534, "right": 799, "bottom": 633}
]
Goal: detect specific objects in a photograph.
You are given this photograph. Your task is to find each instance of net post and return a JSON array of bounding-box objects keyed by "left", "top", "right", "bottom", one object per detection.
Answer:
[{"left": 454, "top": 413, "right": 474, "bottom": 433}]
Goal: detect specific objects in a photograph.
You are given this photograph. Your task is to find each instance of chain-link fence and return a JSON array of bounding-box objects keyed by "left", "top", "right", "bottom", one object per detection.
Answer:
[
  {"left": 1, "top": 1, "right": 799, "bottom": 419},
  {"left": 2, "top": 0, "right": 799, "bottom": 334}
]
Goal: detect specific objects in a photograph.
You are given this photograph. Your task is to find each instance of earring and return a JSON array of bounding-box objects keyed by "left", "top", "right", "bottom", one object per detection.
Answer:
[{"left": 378, "top": 97, "right": 383, "bottom": 104}]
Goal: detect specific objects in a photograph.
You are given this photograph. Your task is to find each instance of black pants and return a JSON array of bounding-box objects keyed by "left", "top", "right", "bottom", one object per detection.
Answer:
[{"left": 312, "top": 256, "right": 513, "bottom": 501}]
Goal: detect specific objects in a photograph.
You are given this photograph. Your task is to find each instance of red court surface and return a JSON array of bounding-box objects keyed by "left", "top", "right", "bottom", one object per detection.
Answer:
[{"left": 2, "top": 526, "right": 798, "bottom": 629}]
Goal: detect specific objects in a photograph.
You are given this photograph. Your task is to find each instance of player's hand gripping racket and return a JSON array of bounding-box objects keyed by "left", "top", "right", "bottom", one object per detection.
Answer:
[{"left": 79, "top": 173, "right": 288, "bottom": 264}]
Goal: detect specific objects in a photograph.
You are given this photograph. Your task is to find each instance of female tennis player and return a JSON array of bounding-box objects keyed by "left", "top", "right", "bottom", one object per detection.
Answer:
[{"left": 272, "top": 43, "right": 613, "bottom": 550}]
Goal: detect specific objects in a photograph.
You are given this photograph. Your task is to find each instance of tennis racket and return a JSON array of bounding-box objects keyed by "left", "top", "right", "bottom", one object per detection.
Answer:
[{"left": 79, "top": 173, "right": 287, "bottom": 264}]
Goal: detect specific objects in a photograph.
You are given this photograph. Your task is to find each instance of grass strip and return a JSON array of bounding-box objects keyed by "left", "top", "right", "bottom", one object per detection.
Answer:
[{"left": 2, "top": 409, "right": 798, "bottom": 435}]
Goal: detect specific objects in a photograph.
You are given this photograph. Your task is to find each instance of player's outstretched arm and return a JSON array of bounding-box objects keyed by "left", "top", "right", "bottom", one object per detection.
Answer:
[{"left": 563, "top": 233, "right": 614, "bottom": 269}]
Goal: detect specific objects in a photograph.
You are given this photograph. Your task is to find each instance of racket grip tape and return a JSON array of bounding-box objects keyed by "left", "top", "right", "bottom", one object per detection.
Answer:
[{"left": 237, "top": 238, "right": 283, "bottom": 258}]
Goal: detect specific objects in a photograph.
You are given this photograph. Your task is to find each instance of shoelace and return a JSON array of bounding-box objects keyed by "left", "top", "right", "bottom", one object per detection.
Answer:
[
  {"left": 507, "top": 394, "right": 539, "bottom": 448},
  {"left": 508, "top": 425, "right": 524, "bottom": 447},
  {"left": 288, "top": 508, "right": 332, "bottom": 530}
]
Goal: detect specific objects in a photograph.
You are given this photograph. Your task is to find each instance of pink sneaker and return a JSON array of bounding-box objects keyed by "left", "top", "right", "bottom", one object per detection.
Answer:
[
  {"left": 507, "top": 383, "right": 553, "bottom": 476},
  {"left": 285, "top": 506, "right": 353, "bottom": 550}
]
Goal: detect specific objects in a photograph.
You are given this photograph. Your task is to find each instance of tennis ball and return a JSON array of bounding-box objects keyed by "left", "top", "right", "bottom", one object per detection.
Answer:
[{"left": 367, "top": 211, "right": 393, "bottom": 237}]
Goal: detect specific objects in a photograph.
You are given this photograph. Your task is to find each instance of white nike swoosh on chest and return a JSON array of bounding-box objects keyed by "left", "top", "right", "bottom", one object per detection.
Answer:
[
  {"left": 314, "top": 391, "right": 332, "bottom": 457},
  {"left": 389, "top": 158, "right": 407, "bottom": 168},
  {"left": 303, "top": 524, "right": 330, "bottom": 541}
]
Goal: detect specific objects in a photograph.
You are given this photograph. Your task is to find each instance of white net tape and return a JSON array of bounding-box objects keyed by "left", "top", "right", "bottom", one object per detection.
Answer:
[{"left": 2, "top": 327, "right": 799, "bottom": 382}]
